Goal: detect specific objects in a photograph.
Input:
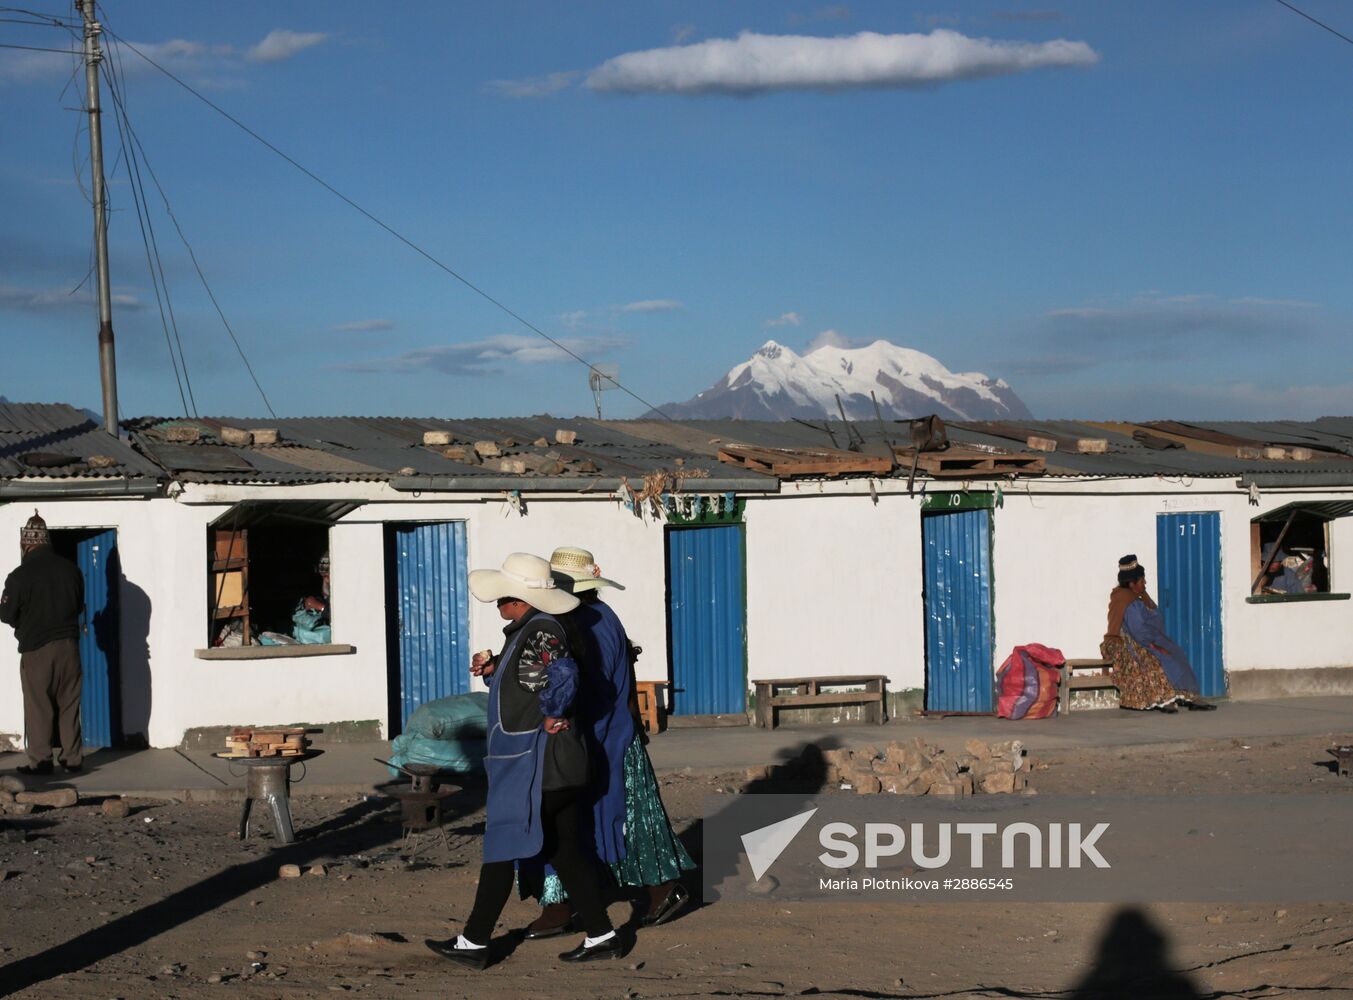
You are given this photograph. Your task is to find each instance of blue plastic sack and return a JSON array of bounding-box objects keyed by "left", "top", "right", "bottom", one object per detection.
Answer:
[
  {"left": 387, "top": 692, "right": 490, "bottom": 776},
  {"left": 291, "top": 607, "right": 332, "bottom": 645}
]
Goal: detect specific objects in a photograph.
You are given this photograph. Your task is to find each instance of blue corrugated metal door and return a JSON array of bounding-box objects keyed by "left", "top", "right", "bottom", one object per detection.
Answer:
[
  {"left": 922, "top": 509, "right": 994, "bottom": 712},
  {"left": 389, "top": 522, "right": 470, "bottom": 730},
  {"left": 76, "top": 529, "right": 120, "bottom": 748},
  {"left": 1156, "top": 512, "right": 1225, "bottom": 697},
  {"left": 666, "top": 525, "right": 746, "bottom": 716}
]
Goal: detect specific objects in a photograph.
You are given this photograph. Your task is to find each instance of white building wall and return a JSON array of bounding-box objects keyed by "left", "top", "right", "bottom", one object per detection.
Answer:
[
  {"left": 7, "top": 477, "right": 1353, "bottom": 751},
  {"left": 0, "top": 497, "right": 174, "bottom": 748},
  {"left": 991, "top": 484, "right": 1353, "bottom": 683},
  {"left": 744, "top": 490, "right": 926, "bottom": 692}
]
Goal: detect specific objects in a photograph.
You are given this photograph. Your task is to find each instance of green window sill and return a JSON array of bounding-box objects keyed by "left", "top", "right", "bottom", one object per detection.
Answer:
[{"left": 1245, "top": 593, "right": 1350, "bottom": 605}]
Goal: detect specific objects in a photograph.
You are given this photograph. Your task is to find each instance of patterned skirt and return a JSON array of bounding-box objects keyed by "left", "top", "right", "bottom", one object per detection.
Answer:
[
  {"left": 1100, "top": 635, "right": 1198, "bottom": 711},
  {"left": 530, "top": 732, "right": 696, "bottom": 904}
]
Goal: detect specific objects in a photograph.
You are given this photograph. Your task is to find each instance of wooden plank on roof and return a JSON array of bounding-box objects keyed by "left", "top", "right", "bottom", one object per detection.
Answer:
[
  {"left": 892, "top": 446, "right": 1045, "bottom": 477},
  {"left": 717, "top": 445, "right": 892, "bottom": 476}
]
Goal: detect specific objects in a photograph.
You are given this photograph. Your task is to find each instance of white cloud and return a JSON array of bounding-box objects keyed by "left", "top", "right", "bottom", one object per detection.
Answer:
[
  {"left": 617, "top": 299, "right": 682, "bottom": 313},
  {"left": 330, "top": 319, "right": 394, "bottom": 333},
  {"left": 806, "top": 328, "right": 852, "bottom": 351},
  {"left": 0, "top": 285, "right": 143, "bottom": 312},
  {"left": 1231, "top": 296, "right": 1317, "bottom": 309},
  {"left": 335, "top": 334, "right": 625, "bottom": 376},
  {"left": 585, "top": 29, "right": 1098, "bottom": 95},
  {"left": 140, "top": 39, "right": 210, "bottom": 61},
  {"left": 0, "top": 48, "right": 75, "bottom": 83},
  {"left": 672, "top": 24, "right": 697, "bottom": 44},
  {"left": 559, "top": 310, "right": 588, "bottom": 329},
  {"left": 764, "top": 311, "right": 802, "bottom": 327},
  {"left": 485, "top": 71, "right": 580, "bottom": 98},
  {"left": 1041, "top": 378, "right": 1353, "bottom": 421},
  {"left": 1042, "top": 292, "right": 1317, "bottom": 343},
  {"left": 247, "top": 29, "right": 328, "bottom": 63},
  {"left": 4, "top": 31, "right": 323, "bottom": 87}
]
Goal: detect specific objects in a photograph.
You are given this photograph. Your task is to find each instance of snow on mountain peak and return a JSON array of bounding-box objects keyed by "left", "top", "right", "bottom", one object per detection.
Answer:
[
  {"left": 756, "top": 339, "right": 790, "bottom": 361},
  {"left": 656, "top": 338, "right": 1032, "bottom": 422}
]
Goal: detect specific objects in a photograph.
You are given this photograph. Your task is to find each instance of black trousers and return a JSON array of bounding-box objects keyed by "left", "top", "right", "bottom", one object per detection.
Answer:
[{"left": 464, "top": 787, "right": 612, "bottom": 943}]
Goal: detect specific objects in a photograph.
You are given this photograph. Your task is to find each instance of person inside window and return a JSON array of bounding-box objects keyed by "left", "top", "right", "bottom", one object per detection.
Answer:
[{"left": 292, "top": 552, "right": 331, "bottom": 643}]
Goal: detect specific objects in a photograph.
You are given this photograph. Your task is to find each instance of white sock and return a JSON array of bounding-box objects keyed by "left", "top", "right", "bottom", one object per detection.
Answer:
[
  {"left": 584, "top": 930, "right": 616, "bottom": 948},
  {"left": 455, "top": 934, "right": 486, "bottom": 950}
]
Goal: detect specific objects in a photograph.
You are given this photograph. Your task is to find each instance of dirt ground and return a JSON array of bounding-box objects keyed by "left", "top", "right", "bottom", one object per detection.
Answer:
[{"left": 2, "top": 733, "right": 1352, "bottom": 1000}]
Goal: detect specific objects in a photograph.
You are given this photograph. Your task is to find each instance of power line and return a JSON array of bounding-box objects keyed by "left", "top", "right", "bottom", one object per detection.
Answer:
[
  {"left": 100, "top": 25, "right": 672, "bottom": 421},
  {"left": 1272, "top": 0, "right": 1353, "bottom": 47},
  {"left": 0, "top": 40, "right": 75, "bottom": 52},
  {"left": 102, "top": 34, "right": 274, "bottom": 418},
  {"left": 101, "top": 37, "right": 195, "bottom": 416},
  {"left": 0, "top": 5, "right": 79, "bottom": 26}
]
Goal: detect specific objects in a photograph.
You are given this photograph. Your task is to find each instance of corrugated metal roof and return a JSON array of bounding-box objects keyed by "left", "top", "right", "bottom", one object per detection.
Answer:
[
  {"left": 0, "top": 402, "right": 162, "bottom": 482},
  {"left": 113, "top": 413, "right": 1353, "bottom": 487}
]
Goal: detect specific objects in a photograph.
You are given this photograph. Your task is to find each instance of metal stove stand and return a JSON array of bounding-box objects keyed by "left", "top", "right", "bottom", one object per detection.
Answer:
[{"left": 214, "top": 749, "right": 324, "bottom": 846}]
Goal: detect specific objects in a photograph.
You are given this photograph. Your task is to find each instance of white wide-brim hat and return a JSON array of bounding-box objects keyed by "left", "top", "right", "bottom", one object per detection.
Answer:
[
  {"left": 469, "top": 552, "right": 580, "bottom": 615},
  {"left": 549, "top": 546, "right": 624, "bottom": 593}
]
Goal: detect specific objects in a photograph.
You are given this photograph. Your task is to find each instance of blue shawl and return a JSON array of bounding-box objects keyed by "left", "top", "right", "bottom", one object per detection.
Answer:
[
  {"left": 574, "top": 599, "right": 636, "bottom": 864},
  {"left": 1122, "top": 600, "right": 1202, "bottom": 695}
]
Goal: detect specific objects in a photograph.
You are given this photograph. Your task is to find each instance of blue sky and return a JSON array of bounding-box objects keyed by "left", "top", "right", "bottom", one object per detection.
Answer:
[{"left": 3, "top": 1, "right": 1352, "bottom": 421}]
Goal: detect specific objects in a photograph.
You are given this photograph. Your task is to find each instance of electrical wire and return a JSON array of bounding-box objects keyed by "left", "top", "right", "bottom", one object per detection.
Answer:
[
  {"left": 0, "top": 40, "right": 74, "bottom": 52},
  {"left": 102, "top": 38, "right": 271, "bottom": 418},
  {"left": 101, "top": 38, "right": 195, "bottom": 416},
  {"left": 119, "top": 129, "right": 277, "bottom": 419},
  {"left": 1271, "top": 0, "right": 1353, "bottom": 47},
  {"left": 0, "top": 5, "right": 79, "bottom": 26},
  {"left": 101, "top": 25, "right": 673, "bottom": 421}
]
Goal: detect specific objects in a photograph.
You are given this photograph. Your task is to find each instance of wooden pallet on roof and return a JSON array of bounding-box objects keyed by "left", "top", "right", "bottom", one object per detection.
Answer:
[
  {"left": 893, "top": 446, "right": 1045, "bottom": 477},
  {"left": 716, "top": 444, "right": 893, "bottom": 477}
]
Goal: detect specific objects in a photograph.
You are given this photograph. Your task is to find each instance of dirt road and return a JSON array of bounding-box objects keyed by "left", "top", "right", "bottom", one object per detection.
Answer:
[{"left": 2, "top": 734, "right": 1351, "bottom": 999}]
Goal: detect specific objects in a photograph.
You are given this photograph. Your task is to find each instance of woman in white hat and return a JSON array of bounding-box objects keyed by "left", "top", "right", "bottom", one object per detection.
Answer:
[
  {"left": 520, "top": 546, "right": 695, "bottom": 937},
  {"left": 425, "top": 553, "right": 621, "bottom": 969}
]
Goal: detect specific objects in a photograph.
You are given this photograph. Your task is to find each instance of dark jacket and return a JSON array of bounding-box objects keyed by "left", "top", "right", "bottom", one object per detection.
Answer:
[
  {"left": 0, "top": 546, "right": 84, "bottom": 653},
  {"left": 496, "top": 610, "right": 588, "bottom": 791}
]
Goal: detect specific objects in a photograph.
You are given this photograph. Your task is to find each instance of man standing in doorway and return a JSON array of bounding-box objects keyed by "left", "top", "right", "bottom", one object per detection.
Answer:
[{"left": 0, "top": 511, "right": 85, "bottom": 775}]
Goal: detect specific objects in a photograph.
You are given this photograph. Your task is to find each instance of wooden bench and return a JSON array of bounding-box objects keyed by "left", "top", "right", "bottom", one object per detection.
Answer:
[
  {"left": 1059, "top": 658, "right": 1118, "bottom": 714},
  {"left": 634, "top": 680, "right": 667, "bottom": 734},
  {"left": 752, "top": 675, "right": 887, "bottom": 729}
]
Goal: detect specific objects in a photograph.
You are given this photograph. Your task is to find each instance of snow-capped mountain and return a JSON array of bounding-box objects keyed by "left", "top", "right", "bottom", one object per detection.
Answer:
[{"left": 648, "top": 339, "right": 1031, "bottom": 422}]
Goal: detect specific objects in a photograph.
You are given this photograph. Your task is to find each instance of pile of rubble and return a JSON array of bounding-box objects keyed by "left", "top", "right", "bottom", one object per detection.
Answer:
[
  {"left": 748, "top": 737, "right": 1036, "bottom": 796},
  {"left": 0, "top": 774, "right": 80, "bottom": 816}
]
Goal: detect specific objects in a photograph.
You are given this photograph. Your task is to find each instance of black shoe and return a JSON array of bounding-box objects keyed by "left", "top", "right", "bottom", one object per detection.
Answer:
[
  {"left": 425, "top": 938, "right": 489, "bottom": 970},
  {"left": 559, "top": 933, "right": 624, "bottom": 962},
  {"left": 60, "top": 763, "right": 83, "bottom": 774},
  {"left": 523, "top": 917, "right": 576, "bottom": 940},
  {"left": 1184, "top": 700, "right": 1217, "bottom": 711},
  {"left": 16, "top": 762, "right": 52, "bottom": 776},
  {"left": 642, "top": 884, "right": 691, "bottom": 927}
]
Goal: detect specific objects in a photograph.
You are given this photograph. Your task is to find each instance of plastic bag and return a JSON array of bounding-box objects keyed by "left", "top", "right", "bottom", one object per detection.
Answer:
[
  {"left": 387, "top": 692, "right": 491, "bottom": 777},
  {"left": 291, "top": 607, "right": 332, "bottom": 645}
]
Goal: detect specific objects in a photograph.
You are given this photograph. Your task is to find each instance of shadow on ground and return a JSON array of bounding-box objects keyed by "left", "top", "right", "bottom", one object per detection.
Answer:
[{"left": 0, "top": 789, "right": 480, "bottom": 997}]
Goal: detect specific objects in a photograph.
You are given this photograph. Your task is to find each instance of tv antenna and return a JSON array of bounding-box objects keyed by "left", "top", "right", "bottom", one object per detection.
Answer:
[{"left": 589, "top": 364, "right": 620, "bottom": 418}]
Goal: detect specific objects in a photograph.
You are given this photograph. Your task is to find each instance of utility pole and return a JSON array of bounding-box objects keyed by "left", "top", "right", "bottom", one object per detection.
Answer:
[{"left": 78, "top": 0, "right": 119, "bottom": 436}]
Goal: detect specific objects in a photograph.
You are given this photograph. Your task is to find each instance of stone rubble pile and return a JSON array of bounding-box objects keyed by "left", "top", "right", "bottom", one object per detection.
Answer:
[{"left": 747, "top": 737, "right": 1035, "bottom": 796}]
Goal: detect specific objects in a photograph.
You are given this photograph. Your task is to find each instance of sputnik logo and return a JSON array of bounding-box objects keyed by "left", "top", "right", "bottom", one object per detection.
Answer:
[{"left": 741, "top": 808, "right": 819, "bottom": 880}]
